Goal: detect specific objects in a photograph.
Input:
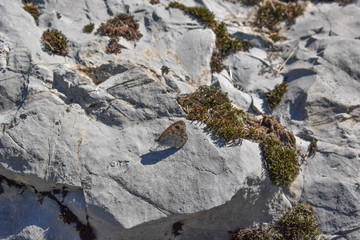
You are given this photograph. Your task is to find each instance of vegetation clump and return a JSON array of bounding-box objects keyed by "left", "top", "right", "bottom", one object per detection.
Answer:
[
  {"left": 23, "top": 3, "right": 41, "bottom": 26},
  {"left": 42, "top": 29, "right": 68, "bottom": 56},
  {"left": 56, "top": 12, "right": 62, "bottom": 19},
  {"left": 178, "top": 86, "right": 299, "bottom": 186},
  {"left": 98, "top": 14, "right": 142, "bottom": 41},
  {"left": 178, "top": 86, "right": 257, "bottom": 143},
  {"left": 169, "top": 2, "right": 217, "bottom": 28},
  {"left": 256, "top": 1, "right": 304, "bottom": 31},
  {"left": 150, "top": 0, "right": 160, "bottom": 4},
  {"left": 260, "top": 137, "right": 298, "bottom": 186},
  {"left": 169, "top": 2, "right": 253, "bottom": 72},
  {"left": 279, "top": 203, "right": 321, "bottom": 239},
  {"left": 232, "top": 226, "right": 280, "bottom": 239},
  {"left": 83, "top": 23, "right": 95, "bottom": 34},
  {"left": 255, "top": 1, "right": 304, "bottom": 41},
  {"left": 266, "top": 82, "right": 288, "bottom": 109},
  {"left": 98, "top": 13, "right": 142, "bottom": 54},
  {"left": 232, "top": 203, "right": 320, "bottom": 239},
  {"left": 215, "top": 22, "right": 253, "bottom": 57},
  {"left": 106, "top": 38, "right": 121, "bottom": 54}
]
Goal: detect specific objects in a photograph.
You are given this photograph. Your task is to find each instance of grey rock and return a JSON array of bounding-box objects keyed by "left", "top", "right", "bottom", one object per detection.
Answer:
[
  {"left": 3, "top": 225, "right": 47, "bottom": 240},
  {"left": 0, "top": 0, "right": 359, "bottom": 239}
]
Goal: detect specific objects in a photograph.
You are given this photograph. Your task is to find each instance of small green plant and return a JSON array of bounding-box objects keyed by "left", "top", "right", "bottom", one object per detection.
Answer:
[
  {"left": 179, "top": 86, "right": 300, "bottom": 186},
  {"left": 210, "top": 52, "right": 224, "bottom": 72},
  {"left": 266, "top": 82, "right": 288, "bottom": 109},
  {"left": 42, "top": 29, "right": 68, "bottom": 56},
  {"left": 260, "top": 138, "right": 298, "bottom": 186},
  {"left": 215, "top": 22, "right": 252, "bottom": 57},
  {"left": 169, "top": 2, "right": 253, "bottom": 72},
  {"left": 98, "top": 14, "right": 142, "bottom": 41},
  {"left": 178, "top": 86, "right": 257, "bottom": 142},
  {"left": 255, "top": 1, "right": 304, "bottom": 42},
  {"left": 232, "top": 203, "right": 320, "bottom": 240},
  {"left": 83, "top": 23, "right": 95, "bottom": 34},
  {"left": 106, "top": 39, "right": 121, "bottom": 54},
  {"left": 279, "top": 203, "right": 320, "bottom": 239},
  {"left": 256, "top": 1, "right": 304, "bottom": 31},
  {"left": 150, "top": 0, "right": 160, "bottom": 4},
  {"left": 23, "top": 3, "right": 41, "bottom": 26},
  {"left": 232, "top": 226, "right": 280, "bottom": 239}
]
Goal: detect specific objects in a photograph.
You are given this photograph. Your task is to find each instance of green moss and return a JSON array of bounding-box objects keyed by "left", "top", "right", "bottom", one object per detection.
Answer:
[
  {"left": 232, "top": 203, "right": 320, "bottom": 240},
  {"left": 98, "top": 14, "right": 142, "bottom": 41},
  {"left": 23, "top": 3, "right": 40, "bottom": 26},
  {"left": 169, "top": 2, "right": 253, "bottom": 72},
  {"left": 150, "top": 0, "right": 160, "bottom": 4},
  {"left": 210, "top": 52, "right": 224, "bottom": 73},
  {"left": 169, "top": 2, "right": 216, "bottom": 27},
  {"left": 83, "top": 23, "right": 95, "bottom": 34},
  {"left": 232, "top": 226, "right": 280, "bottom": 239},
  {"left": 178, "top": 86, "right": 300, "bottom": 187},
  {"left": 178, "top": 86, "right": 257, "bottom": 143},
  {"left": 256, "top": 1, "right": 304, "bottom": 31},
  {"left": 260, "top": 138, "right": 299, "bottom": 186},
  {"left": 42, "top": 29, "right": 68, "bottom": 56},
  {"left": 215, "top": 22, "right": 252, "bottom": 57},
  {"left": 266, "top": 82, "right": 288, "bottom": 109},
  {"left": 279, "top": 203, "right": 320, "bottom": 239}
]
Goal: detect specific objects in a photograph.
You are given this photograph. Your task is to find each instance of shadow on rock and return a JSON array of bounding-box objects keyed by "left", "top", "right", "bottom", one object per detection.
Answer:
[{"left": 140, "top": 148, "right": 180, "bottom": 165}]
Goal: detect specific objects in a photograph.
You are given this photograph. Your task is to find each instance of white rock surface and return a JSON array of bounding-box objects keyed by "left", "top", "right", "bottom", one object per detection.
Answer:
[{"left": 0, "top": 0, "right": 359, "bottom": 239}]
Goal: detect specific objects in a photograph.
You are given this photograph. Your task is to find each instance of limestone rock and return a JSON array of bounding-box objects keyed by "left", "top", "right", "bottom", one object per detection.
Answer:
[{"left": 0, "top": 0, "right": 359, "bottom": 239}]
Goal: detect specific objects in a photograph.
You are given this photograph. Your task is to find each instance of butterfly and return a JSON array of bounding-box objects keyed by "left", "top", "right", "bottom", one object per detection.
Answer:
[{"left": 155, "top": 120, "right": 188, "bottom": 149}]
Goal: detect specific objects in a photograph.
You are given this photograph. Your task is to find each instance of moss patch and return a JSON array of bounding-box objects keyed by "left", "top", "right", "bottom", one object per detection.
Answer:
[
  {"left": 42, "top": 29, "right": 68, "bottom": 56},
  {"left": 169, "top": 2, "right": 217, "bottom": 28},
  {"left": 255, "top": 1, "right": 304, "bottom": 41},
  {"left": 98, "top": 14, "right": 142, "bottom": 41},
  {"left": 256, "top": 1, "right": 304, "bottom": 31},
  {"left": 150, "top": 0, "right": 160, "bottom": 4},
  {"left": 178, "top": 86, "right": 299, "bottom": 186},
  {"left": 169, "top": 2, "right": 253, "bottom": 72},
  {"left": 178, "top": 86, "right": 258, "bottom": 143},
  {"left": 83, "top": 23, "right": 95, "bottom": 34},
  {"left": 260, "top": 138, "right": 298, "bottom": 186},
  {"left": 279, "top": 203, "right": 321, "bottom": 239},
  {"left": 232, "top": 203, "right": 320, "bottom": 240},
  {"left": 232, "top": 226, "right": 280, "bottom": 239},
  {"left": 266, "top": 82, "right": 288, "bottom": 109},
  {"left": 23, "top": 3, "right": 41, "bottom": 26}
]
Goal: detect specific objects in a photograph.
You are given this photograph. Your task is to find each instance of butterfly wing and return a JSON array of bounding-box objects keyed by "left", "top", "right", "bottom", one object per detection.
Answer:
[{"left": 156, "top": 120, "right": 188, "bottom": 148}]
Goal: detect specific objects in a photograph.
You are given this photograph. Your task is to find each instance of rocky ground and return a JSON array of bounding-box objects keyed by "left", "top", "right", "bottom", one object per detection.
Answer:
[{"left": 0, "top": 0, "right": 359, "bottom": 239}]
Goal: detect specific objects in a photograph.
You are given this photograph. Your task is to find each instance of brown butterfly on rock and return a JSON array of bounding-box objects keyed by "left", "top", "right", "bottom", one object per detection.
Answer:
[{"left": 155, "top": 120, "right": 188, "bottom": 149}]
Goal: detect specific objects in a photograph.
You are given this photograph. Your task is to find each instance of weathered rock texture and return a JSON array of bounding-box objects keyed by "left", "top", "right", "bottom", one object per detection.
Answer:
[{"left": 0, "top": 0, "right": 359, "bottom": 239}]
